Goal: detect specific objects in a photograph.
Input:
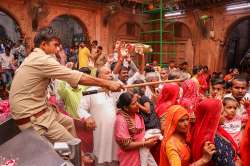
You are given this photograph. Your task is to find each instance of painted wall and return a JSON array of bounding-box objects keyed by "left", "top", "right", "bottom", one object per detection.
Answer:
[
  {"left": 0, "top": 0, "right": 250, "bottom": 72},
  {"left": 0, "top": 0, "right": 147, "bottom": 55}
]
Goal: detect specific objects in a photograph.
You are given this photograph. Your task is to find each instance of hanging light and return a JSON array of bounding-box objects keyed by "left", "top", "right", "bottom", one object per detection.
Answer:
[
  {"left": 164, "top": 11, "right": 184, "bottom": 17},
  {"left": 226, "top": 2, "right": 250, "bottom": 11}
]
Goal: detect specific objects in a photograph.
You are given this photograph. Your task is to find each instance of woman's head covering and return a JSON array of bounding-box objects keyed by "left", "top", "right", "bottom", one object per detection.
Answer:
[
  {"left": 155, "top": 83, "right": 179, "bottom": 117},
  {"left": 180, "top": 79, "right": 200, "bottom": 112},
  {"left": 160, "top": 105, "right": 189, "bottom": 166},
  {"left": 191, "top": 99, "right": 222, "bottom": 161},
  {"left": 240, "top": 119, "right": 250, "bottom": 166}
]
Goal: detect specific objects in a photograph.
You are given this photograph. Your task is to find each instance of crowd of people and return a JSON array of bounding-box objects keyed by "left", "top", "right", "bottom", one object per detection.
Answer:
[
  {"left": 1, "top": 27, "right": 250, "bottom": 166},
  {"left": 0, "top": 38, "right": 26, "bottom": 92}
]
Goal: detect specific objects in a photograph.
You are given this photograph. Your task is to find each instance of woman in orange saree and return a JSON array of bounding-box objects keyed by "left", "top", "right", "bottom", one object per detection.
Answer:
[{"left": 159, "top": 105, "right": 215, "bottom": 166}]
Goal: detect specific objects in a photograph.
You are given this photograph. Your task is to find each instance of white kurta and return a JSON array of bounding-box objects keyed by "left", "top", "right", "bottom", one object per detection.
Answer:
[{"left": 78, "top": 86, "right": 120, "bottom": 164}]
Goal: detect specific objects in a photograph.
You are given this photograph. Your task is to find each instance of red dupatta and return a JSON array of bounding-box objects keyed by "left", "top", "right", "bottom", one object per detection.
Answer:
[
  {"left": 155, "top": 83, "right": 179, "bottom": 117},
  {"left": 191, "top": 99, "right": 222, "bottom": 161},
  {"left": 240, "top": 119, "right": 250, "bottom": 166}
]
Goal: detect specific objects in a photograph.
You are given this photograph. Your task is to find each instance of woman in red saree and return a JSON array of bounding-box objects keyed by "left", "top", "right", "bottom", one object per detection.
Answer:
[
  {"left": 191, "top": 99, "right": 221, "bottom": 161},
  {"left": 155, "top": 83, "right": 179, "bottom": 131},
  {"left": 240, "top": 118, "right": 250, "bottom": 166},
  {"left": 160, "top": 105, "right": 215, "bottom": 166},
  {"left": 191, "top": 99, "right": 240, "bottom": 165}
]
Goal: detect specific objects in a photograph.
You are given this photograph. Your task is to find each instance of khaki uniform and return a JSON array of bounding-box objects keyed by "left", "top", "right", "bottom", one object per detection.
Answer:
[{"left": 10, "top": 48, "right": 83, "bottom": 142}]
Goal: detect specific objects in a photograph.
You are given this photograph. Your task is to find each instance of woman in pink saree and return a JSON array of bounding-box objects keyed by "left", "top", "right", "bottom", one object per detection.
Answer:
[
  {"left": 114, "top": 92, "right": 158, "bottom": 166},
  {"left": 179, "top": 79, "right": 201, "bottom": 113}
]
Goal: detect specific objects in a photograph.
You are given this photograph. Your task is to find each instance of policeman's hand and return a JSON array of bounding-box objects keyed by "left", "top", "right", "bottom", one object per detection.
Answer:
[
  {"left": 84, "top": 116, "right": 96, "bottom": 130},
  {"left": 107, "top": 81, "right": 124, "bottom": 92}
]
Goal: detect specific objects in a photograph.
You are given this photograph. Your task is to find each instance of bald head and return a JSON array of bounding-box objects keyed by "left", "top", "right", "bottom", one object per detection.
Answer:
[{"left": 96, "top": 66, "right": 113, "bottom": 80}]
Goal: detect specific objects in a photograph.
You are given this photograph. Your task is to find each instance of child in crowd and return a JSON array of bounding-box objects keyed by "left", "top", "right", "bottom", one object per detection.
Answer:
[
  {"left": 221, "top": 97, "right": 242, "bottom": 146},
  {"left": 210, "top": 78, "right": 225, "bottom": 100}
]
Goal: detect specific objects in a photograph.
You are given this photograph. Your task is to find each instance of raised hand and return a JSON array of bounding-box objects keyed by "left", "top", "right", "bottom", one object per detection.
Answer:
[
  {"left": 201, "top": 141, "right": 216, "bottom": 163},
  {"left": 241, "top": 97, "right": 250, "bottom": 109}
]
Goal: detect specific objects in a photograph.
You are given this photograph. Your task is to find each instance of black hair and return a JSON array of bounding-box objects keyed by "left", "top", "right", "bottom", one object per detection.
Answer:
[
  {"left": 203, "top": 65, "right": 208, "bottom": 70},
  {"left": 211, "top": 72, "right": 220, "bottom": 79},
  {"left": 34, "top": 27, "right": 60, "bottom": 48},
  {"left": 211, "top": 78, "right": 225, "bottom": 86},
  {"left": 192, "top": 65, "right": 203, "bottom": 75},
  {"left": 233, "top": 74, "right": 248, "bottom": 84},
  {"left": 181, "top": 61, "right": 188, "bottom": 65},
  {"left": 132, "top": 80, "right": 145, "bottom": 97},
  {"left": 168, "top": 71, "right": 180, "bottom": 80},
  {"left": 92, "top": 40, "right": 98, "bottom": 45},
  {"left": 180, "top": 61, "right": 188, "bottom": 66},
  {"left": 223, "top": 97, "right": 237, "bottom": 106},
  {"left": 95, "top": 67, "right": 104, "bottom": 78},
  {"left": 120, "top": 66, "right": 129, "bottom": 73},
  {"left": 145, "top": 66, "right": 155, "bottom": 73},
  {"left": 79, "top": 67, "right": 91, "bottom": 75},
  {"left": 225, "top": 81, "right": 232, "bottom": 90},
  {"left": 110, "top": 62, "right": 117, "bottom": 71},
  {"left": 117, "top": 92, "right": 133, "bottom": 110},
  {"left": 4, "top": 47, "right": 10, "bottom": 51},
  {"left": 132, "top": 79, "right": 144, "bottom": 84}
]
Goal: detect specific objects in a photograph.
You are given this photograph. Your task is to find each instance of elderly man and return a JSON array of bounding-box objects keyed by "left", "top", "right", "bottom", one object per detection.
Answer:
[
  {"left": 78, "top": 66, "right": 121, "bottom": 166},
  {"left": 9, "top": 27, "right": 123, "bottom": 143},
  {"left": 145, "top": 72, "right": 160, "bottom": 104}
]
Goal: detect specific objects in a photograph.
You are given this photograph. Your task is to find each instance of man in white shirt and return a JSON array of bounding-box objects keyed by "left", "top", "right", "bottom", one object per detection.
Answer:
[
  {"left": 0, "top": 47, "right": 14, "bottom": 86},
  {"left": 78, "top": 66, "right": 121, "bottom": 166}
]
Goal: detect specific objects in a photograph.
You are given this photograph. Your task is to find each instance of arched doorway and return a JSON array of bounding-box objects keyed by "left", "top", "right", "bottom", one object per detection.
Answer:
[
  {"left": 224, "top": 17, "right": 250, "bottom": 72},
  {"left": 114, "top": 22, "right": 144, "bottom": 43},
  {"left": 49, "top": 15, "right": 89, "bottom": 48},
  {"left": 0, "top": 25, "right": 7, "bottom": 39},
  {"left": 0, "top": 11, "right": 22, "bottom": 44},
  {"left": 164, "top": 22, "right": 193, "bottom": 66}
]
